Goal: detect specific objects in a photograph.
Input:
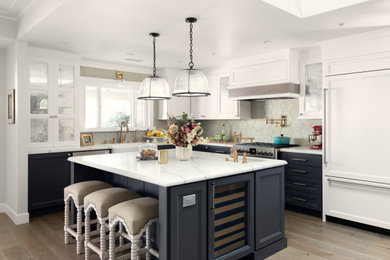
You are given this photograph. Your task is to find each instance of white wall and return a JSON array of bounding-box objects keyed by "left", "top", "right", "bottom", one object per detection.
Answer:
[
  {"left": 0, "top": 49, "right": 5, "bottom": 204},
  {"left": 3, "top": 41, "right": 29, "bottom": 224}
]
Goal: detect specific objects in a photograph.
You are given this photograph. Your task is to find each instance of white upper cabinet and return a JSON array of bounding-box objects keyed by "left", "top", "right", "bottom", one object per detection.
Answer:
[
  {"left": 322, "top": 29, "right": 390, "bottom": 76},
  {"left": 190, "top": 69, "right": 250, "bottom": 120},
  {"left": 298, "top": 48, "right": 323, "bottom": 119},
  {"left": 229, "top": 49, "right": 300, "bottom": 89},
  {"left": 157, "top": 69, "right": 191, "bottom": 119},
  {"left": 29, "top": 48, "right": 80, "bottom": 149}
]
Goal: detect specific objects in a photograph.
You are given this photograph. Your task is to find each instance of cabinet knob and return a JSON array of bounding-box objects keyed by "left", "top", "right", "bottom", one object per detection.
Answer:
[{"left": 68, "top": 153, "right": 71, "bottom": 157}]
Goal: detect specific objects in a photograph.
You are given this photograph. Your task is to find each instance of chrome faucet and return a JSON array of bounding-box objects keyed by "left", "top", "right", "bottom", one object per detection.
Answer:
[{"left": 119, "top": 120, "right": 129, "bottom": 143}]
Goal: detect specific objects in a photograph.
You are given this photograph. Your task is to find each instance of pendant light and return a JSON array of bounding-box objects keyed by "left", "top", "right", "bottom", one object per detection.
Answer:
[
  {"left": 173, "top": 17, "right": 210, "bottom": 97},
  {"left": 138, "top": 33, "right": 171, "bottom": 100}
]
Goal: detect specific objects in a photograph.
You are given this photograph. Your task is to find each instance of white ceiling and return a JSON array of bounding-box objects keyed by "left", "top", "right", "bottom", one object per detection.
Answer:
[
  {"left": 0, "top": 0, "right": 35, "bottom": 20},
  {"left": 16, "top": 0, "right": 390, "bottom": 68}
]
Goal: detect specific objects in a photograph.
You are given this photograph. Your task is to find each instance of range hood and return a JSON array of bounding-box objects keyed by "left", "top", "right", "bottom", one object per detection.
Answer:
[{"left": 228, "top": 83, "right": 300, "bottom": 101}]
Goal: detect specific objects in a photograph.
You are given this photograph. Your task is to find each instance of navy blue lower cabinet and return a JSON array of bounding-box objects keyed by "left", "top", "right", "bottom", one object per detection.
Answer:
[
  {"left": 208, "top": 173, "right": 255, "bottom": 260},
  {"left": 255, "top": 167, "right": 285, "bottom": 251},
  {"left": 28, "top": 152, "right": 72, "bottom": 216}
]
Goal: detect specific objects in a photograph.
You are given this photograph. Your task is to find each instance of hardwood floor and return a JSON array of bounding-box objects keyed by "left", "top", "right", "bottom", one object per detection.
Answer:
[{"left": 0, "top": 210, "right": 389, "bottom": 260}]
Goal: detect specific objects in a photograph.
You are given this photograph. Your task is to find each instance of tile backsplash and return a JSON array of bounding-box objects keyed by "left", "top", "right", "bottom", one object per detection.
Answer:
[{"left": 200, "top": 99, "right": 321, "bottom": 147}]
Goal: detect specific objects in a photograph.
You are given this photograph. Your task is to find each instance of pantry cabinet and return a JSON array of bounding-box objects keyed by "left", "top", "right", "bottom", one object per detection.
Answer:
[{"left": 29, "top": 48, "right": 80, "bottom": 149}]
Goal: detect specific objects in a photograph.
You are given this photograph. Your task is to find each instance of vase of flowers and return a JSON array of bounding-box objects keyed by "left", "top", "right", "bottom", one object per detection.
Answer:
[{"left": 166, "top": 113, "right": 208, "bottom": 161}]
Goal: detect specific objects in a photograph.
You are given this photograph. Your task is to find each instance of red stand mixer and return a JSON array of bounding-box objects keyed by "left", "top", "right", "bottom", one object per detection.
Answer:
[{"left": 308, "top": 125, "right": 322, "bottom": 150}]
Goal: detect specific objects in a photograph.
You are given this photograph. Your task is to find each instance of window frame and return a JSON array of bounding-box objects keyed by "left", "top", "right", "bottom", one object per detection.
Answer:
[{"left": 80, "top": 77, "right": 154, "bottom": 132}]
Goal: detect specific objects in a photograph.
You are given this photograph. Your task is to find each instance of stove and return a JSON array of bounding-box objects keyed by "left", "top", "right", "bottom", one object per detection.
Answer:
[{"left": 236, "top": 142, "right": 299, "bottom": 159}]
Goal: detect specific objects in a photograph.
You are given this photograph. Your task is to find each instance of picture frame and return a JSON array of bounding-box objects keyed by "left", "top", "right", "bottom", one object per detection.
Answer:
[
  {"left": 7, "top": 89, "right": 15, "bottom": 124},
  {"left": 80, "top": 133, "right": 94, "bottom": 146}
]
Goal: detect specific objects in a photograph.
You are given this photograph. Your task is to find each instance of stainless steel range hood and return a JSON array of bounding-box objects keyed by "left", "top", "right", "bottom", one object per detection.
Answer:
[{"left": 228, "top": 83, "right": 300, "bottom": 101}]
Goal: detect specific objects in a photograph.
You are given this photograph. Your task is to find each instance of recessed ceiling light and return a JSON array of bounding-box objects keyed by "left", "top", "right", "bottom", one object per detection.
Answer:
[
  {"left": 338, "top": 22, "right": 345, "bottom": 27},
  {"left": 262, "top": 0, "right": 370, "bottom": 18},
  {"left": 262, "top": 40, "right": 271, "bottom": 45},
  {"left": 124, "top": 58, "right": 143, "bottom": 62},
  {"left": 212, "top": 52, "right": 217, "bottom": 56}
]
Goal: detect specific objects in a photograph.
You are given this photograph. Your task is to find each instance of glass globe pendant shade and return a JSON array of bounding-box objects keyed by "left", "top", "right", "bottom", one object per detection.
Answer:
[
  {"left": 138, "top": 76, "right": 171, "bottom": 100},
  {"left": 173, "top": 17, "right": 210, "bottom": 97},
  {"left": 173, "top": 69, "right": 210, "bottom": 97},
  {"left": 137, "top": 32, "right": 171, "bottom": 100}
]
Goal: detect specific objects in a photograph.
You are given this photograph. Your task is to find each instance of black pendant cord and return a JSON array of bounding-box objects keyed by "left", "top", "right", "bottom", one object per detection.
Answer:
[
  {"left": 188, "top": 21, "right": 194, "bottom": 69},
  {"left": 153, "top": 35, "right": 157, "bottom": 77}
]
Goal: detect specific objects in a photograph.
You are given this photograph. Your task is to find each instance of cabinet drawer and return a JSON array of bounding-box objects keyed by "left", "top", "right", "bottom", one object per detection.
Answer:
[
  {"left": 285, "top": 175, "right": 322, "bottom": 194},
  {"left": 285, "top": 190, "right": 322, "bottom": 211},
  {"left": 286, "top": 165, "right": 322, "bottom": 179},
  {"left": 325, "top": 177, "right": 390, "bottom": 229},
  {"left": 279, "top": 152, "right": 322, "bottom": 167}
]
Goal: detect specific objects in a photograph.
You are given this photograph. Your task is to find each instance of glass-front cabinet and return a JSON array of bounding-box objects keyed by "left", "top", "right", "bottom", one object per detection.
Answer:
[
  {"left": 29, "top": 58, "right": 79, "bottom": 148},
  {"left": 208, "top": 173, "right": 254, "bottom": 260},
  {"left": 299, "top": 61, "right": 323, "bottom": 119}
]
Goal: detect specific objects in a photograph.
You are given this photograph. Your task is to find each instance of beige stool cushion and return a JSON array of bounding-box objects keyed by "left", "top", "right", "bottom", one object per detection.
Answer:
[
  {"left": 84, "top": 187, "right": 141, "bottom": 218},
  {"left": 64, "top": 180, "right": 112, "bottom": 206},
  {"left": 109, "top": 197, "right": 159, "bottom": 236}
]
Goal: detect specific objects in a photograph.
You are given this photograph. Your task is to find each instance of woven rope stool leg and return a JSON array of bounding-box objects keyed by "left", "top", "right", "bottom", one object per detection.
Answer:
[
  {"left": 146, "top": 226, "right": 151, "bottom": 260},
  {"left": 131, "top": 237, "right": 138, "bottom": 260},
  {"left": 76, "top": 206, "right": 83, "bottom": 254},
  {"left": 108, "top": 224, "right": 116, "bottom": 260},
  {"left": 64, "top": 199, "right": 70, "bottom": 245},
  {"left": 99, "top": 219, "right": 107, "bottom": 259},
  {"left": 85, "top": 207, "right": 92, "bottom": 260},
  {"left": 119, "top": 223, "right": 124, "bottom": 246}
]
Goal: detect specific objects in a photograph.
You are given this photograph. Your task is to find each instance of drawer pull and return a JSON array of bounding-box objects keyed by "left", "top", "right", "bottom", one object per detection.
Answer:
[
  {"left": 214, "top": 150, "right": 226, "bottom": 154},
  {"left": 292, "top": 197, "right": 307, "bottom": 202},
  {"left": 292, "top": 158, "right": 308, "bottom": 162},
  {"left": 291, "top": 169, "right": 307, "bottom": 174},
  {"left": 292, "top": 182, "right": 307, "bottom": 187}
]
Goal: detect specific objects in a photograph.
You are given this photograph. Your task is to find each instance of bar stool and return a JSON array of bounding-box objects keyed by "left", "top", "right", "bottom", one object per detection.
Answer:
[
  {"left": 64, "top": 180, "right": 113, "bottom": 254},
  {"left": 84, "top": 187, "right": 141, "bottom": 260},
  {"left": 108, "top": 197, "right": 159, "bottom": 260}
]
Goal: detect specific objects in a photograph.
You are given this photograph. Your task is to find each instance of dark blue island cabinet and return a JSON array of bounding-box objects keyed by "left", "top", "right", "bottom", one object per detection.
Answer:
[{"left": 71, "top": 163, "right": 286, "bottom": 260}]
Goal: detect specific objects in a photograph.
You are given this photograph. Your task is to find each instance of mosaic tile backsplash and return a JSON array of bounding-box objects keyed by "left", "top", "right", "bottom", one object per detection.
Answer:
[{"left": 200, "top": 99, "right": 321, "bottom": 147}]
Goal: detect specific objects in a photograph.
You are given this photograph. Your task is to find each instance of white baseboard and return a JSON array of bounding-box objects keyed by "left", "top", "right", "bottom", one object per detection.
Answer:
[{"left": 0, "top": 203, "right": 29, "bottom": 225}]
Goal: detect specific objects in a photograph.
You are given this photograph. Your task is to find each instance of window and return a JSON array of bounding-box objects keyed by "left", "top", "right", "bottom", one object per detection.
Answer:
[{"left": 83, "top": 78, "right": 153, "bottom": 131}]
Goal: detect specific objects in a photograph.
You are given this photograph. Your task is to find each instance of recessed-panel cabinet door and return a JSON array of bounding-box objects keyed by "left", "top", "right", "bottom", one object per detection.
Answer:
[
  {"left": 28, "top": 152, "right": 71, "bottom": 216},
  {"left": 208, "top": 173, "right": 254, "bottom": 260},
  {"left": 255, "top": 167, "right": 285, "bottom": 250}
]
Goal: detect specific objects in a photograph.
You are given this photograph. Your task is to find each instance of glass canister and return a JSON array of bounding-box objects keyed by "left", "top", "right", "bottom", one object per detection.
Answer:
[{"left": 138, "top": 140, "right": 157, "bottom": 159}]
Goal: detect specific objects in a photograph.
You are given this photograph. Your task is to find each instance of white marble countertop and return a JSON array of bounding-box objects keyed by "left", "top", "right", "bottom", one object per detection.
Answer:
[
  {"left": 68, "top": 150, "right": 287, "bottom": 187},
  {"left": 28, "top": 142, "right": 172, "bottom": 155},
  {"left": 279, "top": 146, "right": 323, "bottom": 155}
]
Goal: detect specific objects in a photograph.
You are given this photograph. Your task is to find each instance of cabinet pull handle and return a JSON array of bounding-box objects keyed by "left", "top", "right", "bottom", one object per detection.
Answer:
[
  {"left": 291, "top": 169, "right": 307, "bottom": 174},
  {"left": 292, "top": 182, "right": 307, "bottom": 187},
  {"left": 215, "top": 150, "right": 226, "bottom": 154},
  {"left": 327, "top": 178, "right": 390, "bottom": 190},
  {"left": 68, "top": 153, "right": 71, "bottom": 157},
  {"left": 211, "top": 183, "right": 216, "bottom": 210},
  {"left": 292, "top": 158, "right": 308, "bottom": 162},
  {"left": 323, "top": 88, "right": 328, "bottom": 164},
  {"left": 292, "top": 197, "right": 307, "bottom": 202}
]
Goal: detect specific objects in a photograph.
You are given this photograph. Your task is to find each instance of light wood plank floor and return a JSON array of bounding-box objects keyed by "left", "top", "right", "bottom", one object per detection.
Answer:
[{"left": 0, "top": 210, "right": 389, "bottom": 260}]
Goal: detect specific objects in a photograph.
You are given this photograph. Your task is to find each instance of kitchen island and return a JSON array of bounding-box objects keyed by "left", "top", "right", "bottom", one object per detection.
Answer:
[{"left": 69, "top": 150, "right": 287, "bottom": 260}]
